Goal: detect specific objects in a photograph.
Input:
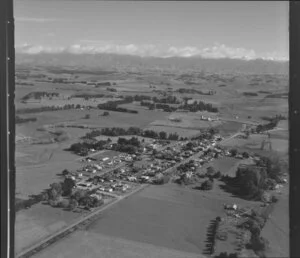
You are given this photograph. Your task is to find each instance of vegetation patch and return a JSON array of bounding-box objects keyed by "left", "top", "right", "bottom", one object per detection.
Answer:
[
  {"left": 15, "top": 115, "right": 37, "bottom": 124},
  {"left": 243, "top": 92, "right": 258, "bottom": 97}
]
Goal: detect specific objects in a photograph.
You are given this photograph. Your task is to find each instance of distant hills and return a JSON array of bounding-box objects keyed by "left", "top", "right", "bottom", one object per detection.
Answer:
[{"left": 15, "top": 52, "right": 288, "bottom": 75}]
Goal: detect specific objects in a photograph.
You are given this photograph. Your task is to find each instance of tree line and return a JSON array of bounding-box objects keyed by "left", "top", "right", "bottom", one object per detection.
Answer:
[
  {"left": 68, "top": 139, "right": 109, "bottom": 156},
  {"left": 97, "top": 97, "right": 138, "bottom": 114},
  {"left": 16, "top": 104, "right": 94, "bottom": 115},
  {"left": 83, "top": 127, "right": 182, "bottom": 141},
  {"left": 255, "top": 115, "right": 285, "bottom": 133},
  {"left": 179, "top": 100, "right": 218, "bottom": 113},
  {"left": 15, "top": 115, "right": 37, "bottom": 124},
  {"left": 176, "top": 88, "right": 216, "bottom": 95},
  {"left": 21, "top": 91, "right": 60, "bottom": 101}
]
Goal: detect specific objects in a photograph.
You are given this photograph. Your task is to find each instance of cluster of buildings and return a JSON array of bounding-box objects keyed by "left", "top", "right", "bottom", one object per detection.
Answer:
[
  {"left": 61, "top": 132, "right": 265, "bottom": 202},
  {"left": 200, "top": 115, "right": 220, "bottom": 121}
]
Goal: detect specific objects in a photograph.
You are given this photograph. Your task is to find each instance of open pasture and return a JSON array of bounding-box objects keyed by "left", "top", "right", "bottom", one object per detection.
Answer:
[{"left": 15, "top": 202, "right": 83, "bottom": 254}]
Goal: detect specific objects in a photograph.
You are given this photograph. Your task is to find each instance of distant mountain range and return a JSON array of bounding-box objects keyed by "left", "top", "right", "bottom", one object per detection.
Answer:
[{"left": 15, "top": 53, "right": 289, "bottom": 75}]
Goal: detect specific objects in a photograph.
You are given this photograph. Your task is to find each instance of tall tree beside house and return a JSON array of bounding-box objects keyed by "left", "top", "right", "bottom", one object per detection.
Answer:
[
  {"left": 159, "top": 131, "right": 167, "bottom": 140},
  {"left": 62, "top": 178, "right": 76, "bottom": 196}
]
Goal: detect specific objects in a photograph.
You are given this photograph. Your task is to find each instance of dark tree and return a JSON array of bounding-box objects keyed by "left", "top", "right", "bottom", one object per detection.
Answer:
[
  {"left": 230, "top": 148, "right": 238, "bottom": 157},
  {"left": 62, "top": 178, "right": 76, "bottom": 196},
  {"left": 159, "top": 131, "right": 167, "bottom": 140}
]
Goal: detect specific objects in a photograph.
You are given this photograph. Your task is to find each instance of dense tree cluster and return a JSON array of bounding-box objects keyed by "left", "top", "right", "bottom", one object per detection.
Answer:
[
  {"left": 70, "top": 189, "right": 103, "bottom": 209},
  {"left": 255, "top": 155, "right": 285, "bottom": 182},
  {"left": 111, "top": 137, "right": 142, "bottom": 154},
  {"left": 41, "top": 178, "right": 104, "bottom": 210},
  {"left": 243, "top": 92, "right": 258, "bottom": 96},
  {"left": 95, "top": 82, "right": 111, "bottom": 87},
  {"left": 178, "top": 100, "right": 218, "bottom": 113},
  {"left": 16, "top": 104, "right": 93, "bottom": 115},
  {"left": 177, "top": 88, "right": 216, "bottom": 95},
  {"left": 84, "top": 127, "right": 142, "bottom": 138},
  {"left": 106, "top": 88, "right": 117, "bottom": 92},
  {"left": 143, "top": 130, "right": 179, "bottom": 140},
  {"left": 68, "top": 140, "right": 108, "bottom": 156},
  {"left": 83, "top": 127, "right": 180, "bottom": 141},
  {"left": 97, "top": 99, "right": 138, "bottom": 114},
  {"left": 191, "top": 128, "right": 219, "bottom": 141},
  {"left": 255, "top": 115, "right": 284, "bottom": 133},
  {"left": 200, "top": 178, "right": 214, "bottom": 190},
  {"left": 227, "top": 155, "right": 285, "bottom": 200},
  {"left": 117, "top": 137, "right": 141, "bottom": 147},
  {"left": 15, "top": 115, "right": 37, "bottom": 124},
  {"left": 16, "top": 82, "right": 34, "bottom": 86},
  {"left": 177, "top": 160, "right": 195, "bottom": 173},
  {"left": 238, "top": 210, "right": 269, "bottom": 255},
  {"left": 72, "top": 93, "right": 114, "bottom": 100},
  {"left": 21, "top": 91, "right": 59, "bottom": 101},
  {"left": 132, "top": 95, "right": 152, "bottom": 101},
  {"left": 141, "top": 101, "right": 178, "bottom": 112}
]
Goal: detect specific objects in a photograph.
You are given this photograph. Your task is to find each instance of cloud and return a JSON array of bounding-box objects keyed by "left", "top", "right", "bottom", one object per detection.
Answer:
[
  {"left": 45, "top": 33, "right": 56, "bottom": 37},
  {"left": 16, "top": 43, "right": 65, "bottom": 54},
  {"left": 15, "top": 42, "right": 288, "bottom": 61},
  {"left": 15, "top": 17, "right": 62, "bottom": 23}
]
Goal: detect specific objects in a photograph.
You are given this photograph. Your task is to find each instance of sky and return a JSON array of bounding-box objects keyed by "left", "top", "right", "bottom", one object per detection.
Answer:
[{"left": 14, "top": 1, "right": 289, "bottom": 61}]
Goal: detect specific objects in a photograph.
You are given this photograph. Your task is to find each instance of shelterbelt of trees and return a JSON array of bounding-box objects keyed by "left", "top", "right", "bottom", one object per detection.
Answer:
[
  {"left": 82, "top": 127, "right": 184, "bottom": 141},
  {"left": 21, "top": 91, "right": 60, "bottom": 101},
  {"left": 16, "top": 104, "right": 95, "bottom": 114},
  {"left": 15, "top": 115, "right": 37, "bottom": 124},
  {"left": 254, "top": 115, "right": 286, "bottom": 133}
]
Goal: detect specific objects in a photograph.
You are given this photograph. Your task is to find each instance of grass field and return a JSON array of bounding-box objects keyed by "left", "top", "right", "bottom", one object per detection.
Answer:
[
  {"left": 35, "top": 231, "right": 205, "bottom": 258},
  {"left": 200, "top": 157, "right": 242, "bottom": 177},
  {"left": 220, "top": 130, "right": 288, "bottom": 155},
  {"left": 261, "top": 183, "right": 289, "bottom": 257},
  {"left": 15, "top": 203, "right": 83, "bottom": 254}
]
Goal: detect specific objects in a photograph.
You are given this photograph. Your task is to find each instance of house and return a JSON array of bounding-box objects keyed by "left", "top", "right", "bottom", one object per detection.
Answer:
[
  {"left": 125, "top": 156, "right": 133, "bottom": 161},
  {"left": 94, "top": 164, "right": 102, "bottom": 170},
  {"left": 127, "top": 176, "right": 137, "bottom": 182}
]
